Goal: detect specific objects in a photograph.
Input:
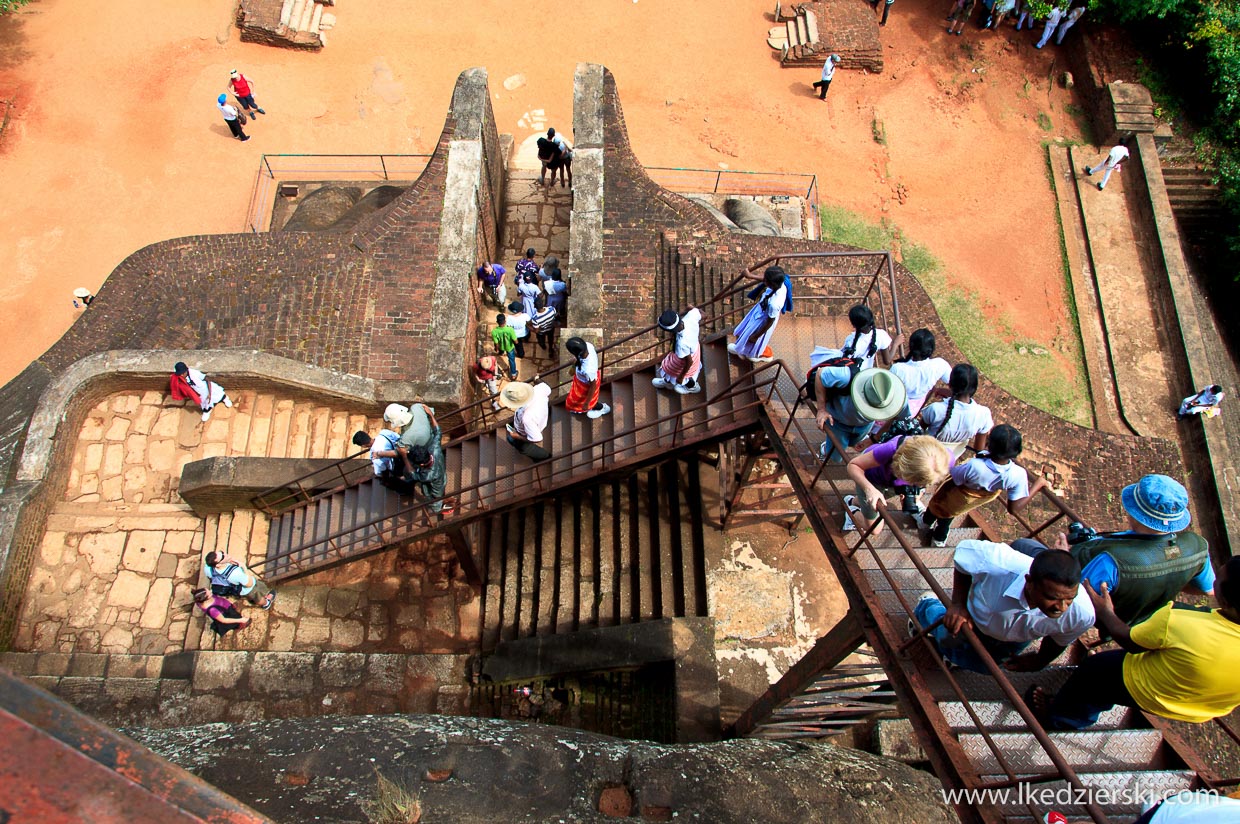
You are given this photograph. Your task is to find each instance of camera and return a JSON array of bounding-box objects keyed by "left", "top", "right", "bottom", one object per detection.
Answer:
[
  {"left": 901, "top": 485, "right": 924, "bottom": 515},
  {"left": 1066, "top": 521, "right": 1098, "bottom": 544}
]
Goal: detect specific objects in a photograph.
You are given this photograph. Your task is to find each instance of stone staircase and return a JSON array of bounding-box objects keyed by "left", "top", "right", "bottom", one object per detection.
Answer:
[
  {"left": 768, "top": 1, "right": 885, "bottom": 73},
  {"left": 237, "top": 0, "right": 337, "bottom": 50},
  {"left": 1162, "top": 166, "right": 1226, "bottom": 238},
  {"left": 477, "top": 458, "right": 718, "bottom": 651}
]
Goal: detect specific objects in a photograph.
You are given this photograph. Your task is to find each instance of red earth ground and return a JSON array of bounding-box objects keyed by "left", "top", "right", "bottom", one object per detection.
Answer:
[{"left": 0, "top": 0, "right": 1087, "bottom": 388}]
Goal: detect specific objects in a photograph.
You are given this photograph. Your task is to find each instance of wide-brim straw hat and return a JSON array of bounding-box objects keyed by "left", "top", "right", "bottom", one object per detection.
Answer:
[
  {"left": 850, "top": 368, "right": 907, "bottom": 422},
  {"left": 498, "top": 382, "right": 535, "bottom": 410}
]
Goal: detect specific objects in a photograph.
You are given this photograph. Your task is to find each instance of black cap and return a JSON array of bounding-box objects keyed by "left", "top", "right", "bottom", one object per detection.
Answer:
[
  {"left": 174, "top": 362, "right": 189, "bottom": 375},
  {"left": 657, "top": 310, "right": 680, "bottom": 331}
]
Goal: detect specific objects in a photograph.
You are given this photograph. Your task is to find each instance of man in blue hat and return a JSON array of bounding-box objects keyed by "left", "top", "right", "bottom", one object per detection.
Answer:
[
  {"left": 1012, "top": 473, "right": 1213, "bottom": 629},
  {"left": 217, "top": 93, "right": 250, "bottom": 142}
]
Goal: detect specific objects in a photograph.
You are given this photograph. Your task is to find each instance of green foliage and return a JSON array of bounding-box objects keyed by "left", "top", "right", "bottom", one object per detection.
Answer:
[{"left": 0, "top": 0, "right": 31, "bottom": 12}]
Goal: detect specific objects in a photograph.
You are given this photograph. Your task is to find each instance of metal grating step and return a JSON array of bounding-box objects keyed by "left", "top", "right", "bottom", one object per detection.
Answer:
[
  {"left": 864, "top": 565, "right": 953, "bottom": 594},
  {"left": 986, "top": 770, "right": 1194, "bottom": 819},
  {"left": 923, "top": 666, "right": 1075, "bottom": 703},
  {"left": 939, "top": 701, "right": 1132, "bottom": 732},
  {"left": 959, "top": 729, "right": 1163, "bottom": 774}
]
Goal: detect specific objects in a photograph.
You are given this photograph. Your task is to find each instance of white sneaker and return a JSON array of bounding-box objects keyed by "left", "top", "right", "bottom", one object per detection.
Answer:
[
  {"left": 727, "top": 342, "right": 739, "bottom": 355},
  {"left": 749, "top": 355, "right": 774, "bottom": 364},
  {"left": 586, "top": 403, "right": 612, "bottom": 420},
  {"left": 222, "top": 396, "right": 233, "bottom": 408},
  {"left": 842, "top": 494, "right": 862, "bottom": 532},
  {"left": 652, "top": 377, "right": 670, "bottom": 389},
  {"left": 201, "top": 409, "right": 212, "bottom": 422},
  {"left": 674, "top": 381, "right": 702, "bottom": 394},
  {"left": 931, "top": 537, "right": 947, "bottom": 548}
]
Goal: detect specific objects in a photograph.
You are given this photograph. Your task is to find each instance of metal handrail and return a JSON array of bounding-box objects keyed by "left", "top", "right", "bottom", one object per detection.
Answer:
[
  {"left": 749, "top": 357, "right": 1111, "bottom": 823},
  {"left": 252, "top": 253, "right": 902, "bottom": 512},
  {"left": 256, "top": 358, "right": 776, "bottom": 575}
]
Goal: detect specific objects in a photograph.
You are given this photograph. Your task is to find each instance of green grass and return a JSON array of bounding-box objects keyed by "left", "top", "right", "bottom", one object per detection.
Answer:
[
  {"left": 820, "top": 209, "right": 1093, "bottom": 427},
  {"left": 1036, "top": 111, "right": 1053, "bottom": 131}
]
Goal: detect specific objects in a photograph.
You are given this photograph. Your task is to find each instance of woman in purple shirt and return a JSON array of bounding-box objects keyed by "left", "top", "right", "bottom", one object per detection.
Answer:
[{"left": 844, "top": 435, "right": 951, "bottom": 539}]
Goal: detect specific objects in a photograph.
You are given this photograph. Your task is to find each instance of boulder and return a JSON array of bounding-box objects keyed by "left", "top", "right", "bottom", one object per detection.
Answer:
[
  {"left": 686, "top": 196, "right": 741, "bottom": 232},
  {"left": 279, "top": 186, "right": 363, "bottom": 231},
  {"left": 325, "top": 185, "right": 407, "bottom": 233},
  {"left": 128, "top": 714, "right": 958, "bottom": 824},
  {"left": 723, "top": 198, "right": 782, "bottom": 236}
]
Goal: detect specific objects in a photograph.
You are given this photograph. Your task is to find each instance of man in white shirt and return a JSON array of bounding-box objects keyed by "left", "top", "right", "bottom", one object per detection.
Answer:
[
  {"left": 1084, "top": 142, "right": 1129, "bottom": 191},
  {"left": 1035, "top": 5, "right": 1065, "bottom": 48},
  {"left": 812, "top": 54, "right": 841, "bottom": 100},
  {"left": 912, "top": 539, "right": 1094, "bottom": 673},
  {"left": 216, "top": 93, "right": 250, "bottom": 142},
  {"left": 652, "top": 307, "right": 703, "bottom": 394}
]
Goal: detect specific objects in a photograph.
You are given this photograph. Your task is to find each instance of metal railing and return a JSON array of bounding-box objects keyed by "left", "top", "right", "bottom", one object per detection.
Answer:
[
  {"left": 244, "top": 153, "right": 433, "bottom": 233},
  {"left": 751, "top": 358, "right": 1112, "bottom": 823},
  {"left": 645, "top": 166, "right": 819, "bottom": 238}
]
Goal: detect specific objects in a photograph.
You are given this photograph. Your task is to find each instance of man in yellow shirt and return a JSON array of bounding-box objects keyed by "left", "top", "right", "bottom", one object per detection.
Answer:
[{"left": 1031, "top": 556, "right": 1240, "bottom": 730}]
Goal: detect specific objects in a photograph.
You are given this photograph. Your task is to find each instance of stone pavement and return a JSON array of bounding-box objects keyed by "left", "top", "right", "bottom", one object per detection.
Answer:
[{"left": 14, "top": 388, "right": 475, "bottom": 660}]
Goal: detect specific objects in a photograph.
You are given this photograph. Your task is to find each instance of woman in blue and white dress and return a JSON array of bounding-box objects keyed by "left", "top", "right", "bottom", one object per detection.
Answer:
[{"left": 728, "top": 266, "right": 788, "bottom": 363}]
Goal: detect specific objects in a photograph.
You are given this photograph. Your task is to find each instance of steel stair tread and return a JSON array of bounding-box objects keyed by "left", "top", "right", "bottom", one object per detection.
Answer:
[{"left": 938, "top": 701, "right": 1133, "bottom": 732}]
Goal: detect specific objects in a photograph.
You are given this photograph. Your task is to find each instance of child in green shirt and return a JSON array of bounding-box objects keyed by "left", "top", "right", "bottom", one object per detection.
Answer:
[{"left": 492, "top": 314, "right": 518, "bottom": 377}]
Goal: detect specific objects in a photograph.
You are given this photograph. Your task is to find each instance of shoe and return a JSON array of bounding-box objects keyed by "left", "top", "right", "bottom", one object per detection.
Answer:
[
  {"left": 916, "top": 590, "right": 937, "bottom": 608},
  {"left": 652, "top": 377, "right": 670, "bottom": 389},
  {"left": 222, "top": 396, "right": 233, "bottom": 408},
  {"left": 262, "top": 591, "right": 276, "bottom": 610},
  {"left": 843, "top": 495, "right": 862, "bottom": 532},
  {"left": 931, "top": 537, "right": 947, "bottom": 548},
  {"left": 201, "top": 408, "right": 212, "bottom": 422},
  {"left": 240, "top": 135, "right": 251, "bottom": 141},
  {"left": 907, "top": 618, "right": 919, "bottom": 639},
  {"left": 1097, "top": 183, "right": 1105, "bottom": 191},
  {"left": 748, "top": 354, "right": 774, "bottom": 364},
  {"left": 818, "top": 440, "right": 834, "bottom": 460},
  {"left": 674, "top": 381, "right": 702, "bottom": 394},
  {"left": 586, "top": 403, "right": 612, "bottom": 420},
  {"left": 1084, "top": 166, "right": 1093, "bottom": 176},
  {"left": 727, "top": 342, "right": 739, "bottom": 355},
  {"left": 258, "top": 108, "right": 266, "bottom": 114}
]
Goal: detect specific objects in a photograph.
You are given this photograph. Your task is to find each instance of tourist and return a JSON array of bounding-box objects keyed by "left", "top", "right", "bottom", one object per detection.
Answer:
[
  {"left": 193, "top": 588, "right": 251, "bottom": 636},
  {"left": 228, "top": 69, "right": 266, "bottom": 118},
  {"left": 476, "top": 262, "right": 508, "bottom": 307},
  {"left": 1178, "top": 384, "right": 1225, "bottom": 418},
  {"left": 874, "top": 0, "right": 896, "bottom": 27},
  {"left": 913, "top": 539, "right": 1094, "bottom": 673},
  {"left": 842, "top": 435, "right": 951, "bottom": 539},
  {"left": 502, "top": 381, "right": 553, "bottom": 461},
  {"left": 946, "top": 0, "right": 977, "bottom": 36},
  {"left": 407, "top": 442, "right": 450, "bottom": 515},
  {"left": 515, "top": 247, "right": 539, "bottom": 281},
  {"left": 216, "top": 93, "right": 249, "bottom": 142},
  {"left": 492, "top": 313, "right": 519, "bottom": 378},
  {"left": 1029, "top": 555, "right": 1240, "bottom": 731},
  {"left": 506, "top": 301, "right": 532, "bottom": 370},
  {"left": 812, "top": 54, "right": 841, "bottom": 100},
  {"left": 1083, "top": 142, "right": 1129, "bottom": 191},
  {"left": 565, "top": 337, "right": 611, "bottom": 419},
  {"left": 1013, "top": 0, "right": 1034, "bottom": 30},
  {"left": 728, "top": 266, "right": 788, "bottom": 363},
  {"left": 1054, "top": 3, "right": 1085, "bottom": 44},
  {"left": 537, "top": 137, "right": 565, "bottom": 187},
  {"left": 840, "top": 304, "right": 900, "bottom": 369},
  {"left": 887, "top": 329, "right": 951, "bottom": 419},
  {"left": 1013, "top": 474, "right": 1213, "bottom": 629},
  {"left": 1035, "top": 5, "right": 1066, "bottom": 48},
  {"left": 918, "top": 363, "right": 993, "bottom": 460},
  {"left": 531, "top": 301, "right": 558, "bottom": 354},
  {"left": 517, "top": 273, "right": 542, "bottom": 320},
  {"left": 922, "top": 424, "right": 1046, "bottom": 547},
  {"left": 351, "top": 429, "right": 416, "bottom": 495},
  {"left": 204, "top": 551, "right": 276, "bottom": 610},
  {"left": 986, "top": 0, "right": 1015, "bottom": 29},
  {"left": 384, "top": 401, "right": 439, "bottom": 451},
  {"left": 472, "top": 355, "right": 505, "bottom": 411},
  {"left": 548, "top": 128, "right": 573, "bottom": 187},
  {"left": 652, "top": 306, "right": 703, "bottom": 395},
  {"left": 169, "top": 361, "right": 232, "bottom": 422},
  {"left": 815, "top": 364, "right": 906, "bottom": 461}
]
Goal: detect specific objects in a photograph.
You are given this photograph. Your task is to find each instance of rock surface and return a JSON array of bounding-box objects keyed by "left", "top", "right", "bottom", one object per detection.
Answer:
[
  {"left": 723, "top": 198, "right": 782, "bottom": 236},
  {"left": 128, "top": 714, "right": 958, "bottom": 824}
]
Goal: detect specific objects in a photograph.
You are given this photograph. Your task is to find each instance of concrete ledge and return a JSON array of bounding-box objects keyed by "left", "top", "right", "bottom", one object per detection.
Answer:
[
  {"left": 178, "top": 457, "right": 371, "bottom": 516},
  {"left": 482, "top": 618, "right": 721, "bottom": 743},
  {"left": 570, "top": 63, "right": 606, "bottom": 331}
]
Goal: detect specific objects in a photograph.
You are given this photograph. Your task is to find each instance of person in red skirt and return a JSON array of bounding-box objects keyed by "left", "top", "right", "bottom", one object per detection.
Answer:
[{"left": 564, "top": 337, "right": 611, "bottom": 419}]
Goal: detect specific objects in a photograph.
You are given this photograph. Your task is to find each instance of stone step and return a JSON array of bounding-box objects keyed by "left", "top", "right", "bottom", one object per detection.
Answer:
[
  {"left": 297, "top": 0, "right": 315, "bottom": 33},
  {"left": 279, "top": 0, "right": 295, "bottom": 28},
  {"left": 786, "top": 19, "right": 799, "bottom": 48},
  {"left": 309, "top": 1, "right": 323, "bottom": 35},
  {"left": 803, "top": 8, "right": 819, "bottom": 44},
  {"left": 286, "top": 0, "right": 305, "bottom": 31}
]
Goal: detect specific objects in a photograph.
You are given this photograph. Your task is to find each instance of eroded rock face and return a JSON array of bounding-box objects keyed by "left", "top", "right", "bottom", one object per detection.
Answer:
[
  {"left": 723, "top": 198, "right": 782, "bottom": 236},
  {"left": 280, "top": 186, "right": 363, "bottom": 231},
  {"left": 128, "top": 714, "right": 958, "bottom": 824}
]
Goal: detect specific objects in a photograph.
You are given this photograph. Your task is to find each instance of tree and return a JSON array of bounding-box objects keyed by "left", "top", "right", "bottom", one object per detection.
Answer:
[{"left": 0, "top": 0, "right": 31, "bottom": 13}]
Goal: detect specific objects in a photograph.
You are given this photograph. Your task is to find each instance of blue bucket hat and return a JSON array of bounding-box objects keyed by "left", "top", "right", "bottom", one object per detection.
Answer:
[
  {"left": 1122, "top": 474, "right": 1190, "bottom": 532},
  {"left": 217, "top": 93, "right": 227, "bottom": 104}
]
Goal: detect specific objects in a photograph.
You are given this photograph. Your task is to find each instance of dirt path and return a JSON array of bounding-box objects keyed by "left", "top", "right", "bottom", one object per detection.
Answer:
[{"left": 0, "top": 0, "right": 1085, "bottom": 387}]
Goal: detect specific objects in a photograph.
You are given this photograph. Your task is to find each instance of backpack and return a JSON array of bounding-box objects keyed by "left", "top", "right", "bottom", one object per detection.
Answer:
[
  {"left": 800, "top": 355, "right": 863, "bottom": 406},
  {"left": 209, "top": 563, "right": 244, "bottom": 598},
  {"left": 871, "top": 415, "right": 925, "bottom": 444}
]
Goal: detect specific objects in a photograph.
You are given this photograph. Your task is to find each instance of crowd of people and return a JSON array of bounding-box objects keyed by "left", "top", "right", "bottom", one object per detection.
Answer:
[{"left": 944, "top": 0, "right": 1086, "bottom": 46}]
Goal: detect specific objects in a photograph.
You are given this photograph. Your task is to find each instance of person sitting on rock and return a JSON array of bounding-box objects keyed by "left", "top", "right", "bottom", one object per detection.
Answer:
[
  {"left": 912, "top": 539, "right": 1094, "bottom": 673},
  {"left": 169, "top": 361, "right": 232, "bottom": 422}
]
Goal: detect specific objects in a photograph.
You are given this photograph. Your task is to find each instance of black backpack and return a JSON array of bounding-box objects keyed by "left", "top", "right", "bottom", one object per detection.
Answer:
[
  {"left": 872, "top": 415, "right": 925, "bottom": 444},
  {"left": 801, "top": 355, "right": 863, "bottom": 406},
  {"left": 210, "top": 563, "right": 244, "bottom": 598}
]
